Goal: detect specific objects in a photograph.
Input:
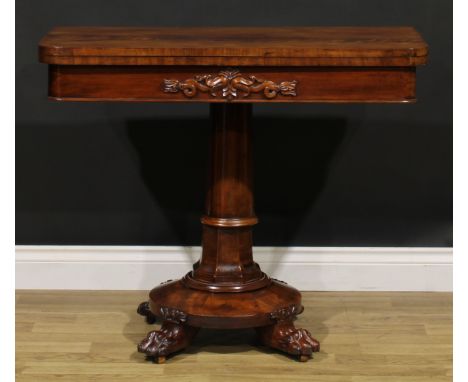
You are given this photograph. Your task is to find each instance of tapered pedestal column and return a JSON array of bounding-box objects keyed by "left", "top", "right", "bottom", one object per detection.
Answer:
[{"left": 138, "top": 104, "right": 319, "bottom": 362}]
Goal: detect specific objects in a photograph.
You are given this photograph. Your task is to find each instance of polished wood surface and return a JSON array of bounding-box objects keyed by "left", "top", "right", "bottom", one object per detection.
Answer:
[
  {"left": 191, "top": 104, "right": 264, "bottom": 292},
  {"left": 48, "top": 66, "right": 416, "bottom": 103},
  {"left": 137, "top": 104, "right": 319, "bottom": 361},
  {"left": 16, "top": 290, "right": 452, "bottom": 382},
  {"left": 39, "top": 27, "right": 428, "bottom": 66},
  {"left": 146, "top": 279, "right": 301, "bottom": 328},
  {"left": 42, "top": 27, "right": 427, "bottom": 103},
  {"left": 38, "top": 26, "right": 429, "bottom": 362}
]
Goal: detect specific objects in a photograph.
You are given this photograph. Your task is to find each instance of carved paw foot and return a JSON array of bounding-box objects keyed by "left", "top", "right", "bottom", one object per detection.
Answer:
[
  {"left": 137, "top": 301, "right": 157, "bottom": 324},
  {"left": 257, "top": 321, "right": 320, "bottom": 362},
  {"left": 138, "top": 321, "right": 198, "bottom": 362},
  {"left": 277, "top": 327, "right": 320, "bottom": 357}
]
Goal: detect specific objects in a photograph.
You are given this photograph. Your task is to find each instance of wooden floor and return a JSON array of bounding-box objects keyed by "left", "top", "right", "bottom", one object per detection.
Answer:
[{"left": 16, "top": 290, "right": 452, "bottom": 382}]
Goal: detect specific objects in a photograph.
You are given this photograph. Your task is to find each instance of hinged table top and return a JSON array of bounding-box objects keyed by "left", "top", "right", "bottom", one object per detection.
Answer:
[{"left": 39, "top": 26, "right": 428, "bottom": 67}]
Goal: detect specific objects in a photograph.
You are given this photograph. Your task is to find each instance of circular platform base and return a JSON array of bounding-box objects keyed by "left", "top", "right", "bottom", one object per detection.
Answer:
[{"left": 148, "top": 278, "right": 302, "bottom": 329}]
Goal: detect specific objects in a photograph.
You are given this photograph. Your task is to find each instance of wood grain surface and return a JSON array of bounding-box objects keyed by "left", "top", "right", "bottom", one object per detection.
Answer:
[
  {"left": 48, "top": 65, "right": 416, "bottom": 103},
  {"left": 39, "top": 27, "right": 428, "bottom": 66},
  {"left": 16, "top": 290, "right": 452, "bottom": 382}
]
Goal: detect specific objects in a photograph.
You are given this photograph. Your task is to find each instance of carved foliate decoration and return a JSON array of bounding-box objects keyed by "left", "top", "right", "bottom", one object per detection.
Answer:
[
  {"left": 276, "top": 327, "right": 320, "bottom": 355},
  {"left": 138, "top": 322, "right": 199, "bottom": 359},
  {"left": 159, "top": 306, "right": 188, "bottom": 324},
  {"left": 163, "top": 68, "right": 297, "bottom": 100},
  {"left": 256, "top": 317, "right": 320, "bottom": 360},
  {"left": 270, "top": 304, "right": 304, "bottom": 322}
]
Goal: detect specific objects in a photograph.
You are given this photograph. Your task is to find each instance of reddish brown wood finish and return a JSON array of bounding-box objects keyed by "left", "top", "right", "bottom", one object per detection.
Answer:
[
  {"left": 48, "top": 65, "right": 416, "bottom": 103},
  {"left": 40, "top": 27, "right": 427, "bottom": 67},
  {"left": 256, "top": 322, "right": 320, "bottom": 362},
  {"left": 138, "top": 314, "right": 199, "bottom": 363},
  {"left": 137, "top": 301, "right": 157, "bottom": 324},
  {"left": 138, "top": 278, "right": 320, "bottom": 362},
  {"left": 256, "top": 304, "right": 320, "bottom": 361},
  {"left": 146, "top": 279, "right": 302, "bottom": 329},
  {"left": 135, "top": 104, "right": 319, "bottom": 361},
  {"left": 187, "top": 104, "right": 266, "bottom": 292},
  {"left": 39, "top": 26, "right": 428, "bottom": 363}
]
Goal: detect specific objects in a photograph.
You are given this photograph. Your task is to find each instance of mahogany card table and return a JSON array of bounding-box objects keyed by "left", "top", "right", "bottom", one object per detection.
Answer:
[{"left": 39, "top": 27, "right": 428, "bottom": 363}]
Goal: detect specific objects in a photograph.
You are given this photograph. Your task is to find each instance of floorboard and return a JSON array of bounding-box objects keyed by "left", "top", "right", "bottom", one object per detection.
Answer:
[{"left": 16, "top": 290, "right": 452, "bottom": 382}]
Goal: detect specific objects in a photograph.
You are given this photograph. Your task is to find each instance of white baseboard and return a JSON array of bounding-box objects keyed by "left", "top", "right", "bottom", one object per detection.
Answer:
[{"left": 15, "top": 246, "right": 452, "bottom": 292}]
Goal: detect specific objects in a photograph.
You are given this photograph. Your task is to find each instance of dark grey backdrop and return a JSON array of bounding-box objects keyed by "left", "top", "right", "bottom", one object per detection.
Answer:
[{"left": 16, "top": 0, "right": 452, "bottom": 246}]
